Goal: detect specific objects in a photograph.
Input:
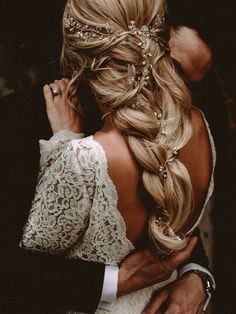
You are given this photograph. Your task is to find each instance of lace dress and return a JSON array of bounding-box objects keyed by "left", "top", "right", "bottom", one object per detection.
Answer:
[{"left": 21, "top": 114, "right": 216, "bottom": 314}]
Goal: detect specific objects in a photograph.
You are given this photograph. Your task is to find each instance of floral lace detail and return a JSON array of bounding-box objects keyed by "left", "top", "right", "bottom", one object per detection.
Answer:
[
  {"left": 67, "top": 136, "right": 135, "bottom": 264},
  {"left": 21, "top": 131, "right": 90, "bottom": 252},
  {"left": 21, "top": 132, "right": 134, "bottom": 263}
]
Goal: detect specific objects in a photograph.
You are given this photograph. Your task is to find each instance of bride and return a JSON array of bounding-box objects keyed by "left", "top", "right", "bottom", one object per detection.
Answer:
[{"left": 21, "top": 0, "right": 215, "bottom": 313}]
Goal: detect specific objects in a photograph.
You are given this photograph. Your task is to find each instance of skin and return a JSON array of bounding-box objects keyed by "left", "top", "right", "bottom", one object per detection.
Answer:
[
  {"left": 142, "top": 272, "right": 205, "bottom": 314},
  {"left": 169, "top": 26, "right": 212, "bottom": 82},
  {"left": 44, "top": 55, "right": 210, "bottom": 311},
  {"left": 141, "top": 27, "right": 213, "bottom": 313},
  {"left": 117, "top": 237, "right": 198, "bottom": 297}
]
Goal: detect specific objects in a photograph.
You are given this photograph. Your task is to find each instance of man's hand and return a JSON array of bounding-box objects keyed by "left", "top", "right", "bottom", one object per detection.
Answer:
[
  {"left": 142, "top": 272, "right": 205, "bottom": 314},
  {"left": 169, "top": 26, "right": 212, "bottom": 82},
  {"left": 43, "top": 78, "right": 84, "bottom": 134},
  {"left": 118, "top": 237, "right": 197, "bottom": 296}
]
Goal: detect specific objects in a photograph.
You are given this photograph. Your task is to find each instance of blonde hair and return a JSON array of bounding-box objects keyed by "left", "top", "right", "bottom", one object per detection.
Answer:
[{"left": 61, "top": 0, "right": 193, "bottom": 253}]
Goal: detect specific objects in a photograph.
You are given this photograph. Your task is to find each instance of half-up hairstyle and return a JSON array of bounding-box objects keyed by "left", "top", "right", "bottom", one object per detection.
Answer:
[{"left": 61, "top": 0, "right": 194, "bottom": 254}]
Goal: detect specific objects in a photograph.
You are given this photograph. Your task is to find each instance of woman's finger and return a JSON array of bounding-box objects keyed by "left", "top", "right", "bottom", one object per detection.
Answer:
[
  {"left": 62, "top": 77, "right": 70, "bottom": 84},
  {"left": 43, "top": 84, "right": 54, "bottom": 104},
  {"left": 57, "top": 79, "right": 68, "bottom": 96},
  {"left": 49, "top": 83, "right": 62, "bottom": 99},
  {"left": 62, "top": 78, "right": 77, "bottom": 98}
]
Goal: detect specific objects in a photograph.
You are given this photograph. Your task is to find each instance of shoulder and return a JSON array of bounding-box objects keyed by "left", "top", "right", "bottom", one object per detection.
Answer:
[
  {"left": 93, "top": 131, "right": 135, "bottom": 166},
  {"left": 70, "top": 135, "right": 94, "bottom": 150},
  {"left": 70, "top": 135, "right": 107, "bottom": 167},
  {"left": 181, "top": 106, "right": 213, "bottom": 211},
  {"left": 191, "top": 107, "right": 209, "bottom": 137},
  {"left": 93, "top": 130, "right": 139, "bottom": 180},
  {"left": 186, "top": 106, "right": 213, "bottom": 163}
]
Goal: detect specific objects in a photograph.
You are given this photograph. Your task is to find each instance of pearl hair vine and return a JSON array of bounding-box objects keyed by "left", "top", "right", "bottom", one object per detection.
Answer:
[
  {"left": 155, "top": 205, "right": 182, "bottom": 242},
  {"left": 64, "top": 1, "right": 165, "bottom": 42},
  {"left": 64, "top": 1, "right": 178, "bottom": 180},
  {"left": 63, "top": 1, "right": 166, "bottom": 93}
]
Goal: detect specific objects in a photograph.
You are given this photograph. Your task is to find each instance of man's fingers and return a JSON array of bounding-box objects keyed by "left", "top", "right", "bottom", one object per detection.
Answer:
[
  {"left": 142, "top": 289, "right": 169, "bottom": 314},
  {"left": 164, "top": 303, "right": 182, "bottom": 314},
  {"left": 161, "top": 237, "right": 198, "bottom": 272},
  {"left": 170, "top": 236, "right": 198, "bottom": 265},
  {"left": 126, "top": 249, "right": 158, "bottom": 266},
  {"left": 171, "top": 236, "right": 198, "bottom": 264}
]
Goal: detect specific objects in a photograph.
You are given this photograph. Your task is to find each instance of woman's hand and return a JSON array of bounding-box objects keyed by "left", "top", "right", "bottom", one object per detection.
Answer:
[
  {"left": 142, "top": 272, "right": 205, "bottom": 314},
  {"left": 43, "top": 78, "right": 84, "bottom": 134}
]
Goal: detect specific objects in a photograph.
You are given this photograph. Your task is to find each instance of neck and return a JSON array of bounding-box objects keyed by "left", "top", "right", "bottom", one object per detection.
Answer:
[
  {"left": 101, "top": 115, "right": 114, "bottom": 132},
  {"left": 96, "top": 115, "right": 122, "bottom": 138}
]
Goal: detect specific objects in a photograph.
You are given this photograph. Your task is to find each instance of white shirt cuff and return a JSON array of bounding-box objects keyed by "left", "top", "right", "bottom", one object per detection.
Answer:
[
  {"left": 179, "top": 263, "right": 216, "bottom": 311},
  {"left": 98, "top": 265, "right": 119, "bottom": 311}
]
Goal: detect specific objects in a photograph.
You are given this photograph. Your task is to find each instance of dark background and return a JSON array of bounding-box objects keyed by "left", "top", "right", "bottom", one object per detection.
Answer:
[{"left": 0, "top": 1, "right": 235, "bottom": 313}]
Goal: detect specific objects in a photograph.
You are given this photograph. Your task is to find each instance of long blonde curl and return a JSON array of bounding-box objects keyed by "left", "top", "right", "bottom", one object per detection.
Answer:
[{"left": 61, "top": 0, "right": 193, "bottom": 253}]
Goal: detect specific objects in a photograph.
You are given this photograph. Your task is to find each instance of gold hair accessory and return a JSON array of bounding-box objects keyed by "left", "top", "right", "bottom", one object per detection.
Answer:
[{"left": 64, "top": 1, "right": 165, "bottom": 91}]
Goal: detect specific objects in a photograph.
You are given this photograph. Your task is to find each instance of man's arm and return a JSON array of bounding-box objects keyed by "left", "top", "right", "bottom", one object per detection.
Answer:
[{"left": 0, "top": 249, "right": 105, "bottom": 313}]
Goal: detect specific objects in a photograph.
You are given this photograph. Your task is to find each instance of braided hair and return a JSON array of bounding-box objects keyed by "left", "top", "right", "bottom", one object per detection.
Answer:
[{"left": 61, "top": 0, "right": 193, "bottom": 254}]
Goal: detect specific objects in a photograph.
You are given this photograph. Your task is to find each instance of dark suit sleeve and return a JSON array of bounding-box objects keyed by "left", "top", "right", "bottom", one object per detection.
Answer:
[
  {"left": 0, "top": 249, "right": 105, "bottom": 314},
  {"left": 0, "top": 86, "right": 105, "bottom": 314},
  {"left": 180, "top": 228, "right": 209, "bottom": 269}
]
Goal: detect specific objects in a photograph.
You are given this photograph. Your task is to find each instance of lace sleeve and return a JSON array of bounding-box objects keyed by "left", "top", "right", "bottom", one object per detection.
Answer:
[
  {"left": 21, "top": 135, "right": 92, "bottom": 254},
  {"left": 39, "top": 130, "right": 84, "bottom": 171}
]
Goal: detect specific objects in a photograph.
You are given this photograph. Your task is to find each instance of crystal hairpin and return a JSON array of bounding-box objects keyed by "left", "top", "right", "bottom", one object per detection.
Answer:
[
  {"left": 130, "top": 101, "right": 145, "bottom": 109},
  {"left": 109, "top": 101, "right": 144, "bottom": 112},
  {"left": 156, "top": 216, "right": 182, "bottom": 241},
  {"left": 64, "top": 18, "right": 121, "bottom": 41},
  {"left": 159, "top": 165, "right": 167, "bottom": 178},
  {"left": 172, "top": 147, "right": 178, "bottom": 156},
  {"left": 154, "top": 111, "right": 163, "bottom": 120},
  {"left": 128, "top": 16, "right": 165, "bottom": 44}
]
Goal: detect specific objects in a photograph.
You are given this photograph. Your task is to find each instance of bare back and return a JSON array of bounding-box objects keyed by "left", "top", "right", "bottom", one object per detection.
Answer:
[{"left": 94, "top": 107, "right": 213, "bottom": 243}]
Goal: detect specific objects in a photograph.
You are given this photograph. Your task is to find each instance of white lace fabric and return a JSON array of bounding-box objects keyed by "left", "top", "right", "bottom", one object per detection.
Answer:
[
  {"left": 21, "top": 110, "right": 216, "bottom": 313},
  {"left": 21, "top": 131, "right": 134, "bottom": 263}
]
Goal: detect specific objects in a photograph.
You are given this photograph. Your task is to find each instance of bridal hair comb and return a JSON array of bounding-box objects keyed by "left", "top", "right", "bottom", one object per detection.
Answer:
[
  {"left": 63, "top": 1, "right": 166, "bottom": 93},
  {"left": 64, "top": 1, "right": 165, "bottom": 43}
]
